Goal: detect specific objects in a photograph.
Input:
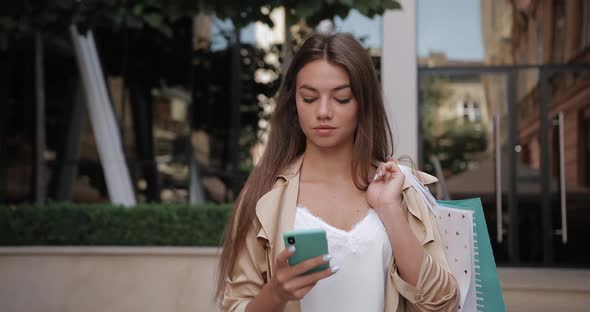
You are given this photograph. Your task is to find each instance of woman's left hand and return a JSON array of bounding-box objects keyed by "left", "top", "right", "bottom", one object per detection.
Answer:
[{"left": 366, "top": 157, "right": 405, "bottom": 215}]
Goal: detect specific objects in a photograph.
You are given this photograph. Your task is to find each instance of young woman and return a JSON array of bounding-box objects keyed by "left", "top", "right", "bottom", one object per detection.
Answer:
[{"left": 216, "top": 33, "right": 459, "bottom": 312}]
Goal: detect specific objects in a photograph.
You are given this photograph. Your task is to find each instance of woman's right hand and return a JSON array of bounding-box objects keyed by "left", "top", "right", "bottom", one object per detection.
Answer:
[{"left": 268, "top": 246, "right": 338, "bottom": 304}]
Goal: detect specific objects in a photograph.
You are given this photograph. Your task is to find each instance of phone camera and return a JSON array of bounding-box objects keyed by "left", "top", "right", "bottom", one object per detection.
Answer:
[{"left": 287, "top": 236, "right": 295, "bottom": 244}]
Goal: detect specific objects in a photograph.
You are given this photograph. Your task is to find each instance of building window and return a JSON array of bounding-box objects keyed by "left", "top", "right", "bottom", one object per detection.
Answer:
[
  {"left": 582, "top": 1, "right": 590, "bottom": 50},
  {"left": 536, "top": 20, "right": 543, "bottom": 64},
  {"left": 458, "top": 100, "right": 481, "bottom": 122},
  {"left": 585, "top": 118, "right": 590, "bottom": 187},
  {"left": 552, "top": 1, "right": 565, "bottom": 62},
  {"left": 518, "top": 46, "right": 528, "bottom": 97}
]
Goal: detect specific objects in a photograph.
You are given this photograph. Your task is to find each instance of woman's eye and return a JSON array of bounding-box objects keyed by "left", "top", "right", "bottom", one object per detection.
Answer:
[
  {"left": 335, "top": 98, "right": 352, "bottom": 104},
  {"left": 302, "top": 97, "right": 317, "bottom": 103}
]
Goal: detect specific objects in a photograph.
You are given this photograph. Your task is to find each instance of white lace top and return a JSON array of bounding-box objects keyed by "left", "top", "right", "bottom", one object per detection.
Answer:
[{"left": 294, "top": 205, "right": 393, "bottom": 312}]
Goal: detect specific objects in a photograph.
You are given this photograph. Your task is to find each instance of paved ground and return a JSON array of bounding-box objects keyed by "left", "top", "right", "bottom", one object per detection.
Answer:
[{"left": 498, "top": 267, "right": 590, "bottom": 312}]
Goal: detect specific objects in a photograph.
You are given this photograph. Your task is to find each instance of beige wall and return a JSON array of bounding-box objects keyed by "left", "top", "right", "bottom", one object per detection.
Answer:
[
  {"left": 0, "top": 247, "right": 221, "bottom": 312},
  {"left": 2, "top": 247, "right": 590, "bottom": 312}
]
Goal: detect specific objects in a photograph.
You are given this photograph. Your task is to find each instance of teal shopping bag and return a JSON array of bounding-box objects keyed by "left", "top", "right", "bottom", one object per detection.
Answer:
[
  {"left": 438, "top": 199, "right": 506, "bottom": 312},
  {"left": 399, "top": 165, "right": 505, "bottom": 312}
]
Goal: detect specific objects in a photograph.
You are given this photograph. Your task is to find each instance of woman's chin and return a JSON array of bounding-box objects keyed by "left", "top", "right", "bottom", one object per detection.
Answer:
[{"left": 308, "top": 138, "right": 351, "bottom": 149}]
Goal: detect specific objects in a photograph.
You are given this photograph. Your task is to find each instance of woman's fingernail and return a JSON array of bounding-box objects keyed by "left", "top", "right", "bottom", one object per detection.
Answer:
[
  {"left": 331, "top": 266, "right": 340, "bottom": 273},
  {"left": 372, "top": 173, "right": 379, "bottom": 181},
  {"left": 288, "top": 246, "right": 296, "bottom": 253},
  {"left": 323, "top": 254, "right": 331, "bottom": 262}
]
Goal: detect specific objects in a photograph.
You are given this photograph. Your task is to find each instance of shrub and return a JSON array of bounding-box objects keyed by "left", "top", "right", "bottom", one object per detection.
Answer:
[{"left": 0, "top": 203, "right": 232, "bottom": 246}]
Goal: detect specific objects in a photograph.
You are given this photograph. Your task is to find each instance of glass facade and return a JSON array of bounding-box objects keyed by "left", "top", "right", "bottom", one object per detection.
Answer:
[
  {"left": 2, "top": 1, "right": 589, "bottom": 268},
  {"left": 0, "top": 9, "right": 383, "bottom": 206},
  {"left": 418, "top": 0, "right": 590, "bottom": 267}
]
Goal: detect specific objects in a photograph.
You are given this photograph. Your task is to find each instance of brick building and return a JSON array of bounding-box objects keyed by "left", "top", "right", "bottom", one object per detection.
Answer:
[{"left": 509, "top": 0, "right": 590, "bottom": 188}]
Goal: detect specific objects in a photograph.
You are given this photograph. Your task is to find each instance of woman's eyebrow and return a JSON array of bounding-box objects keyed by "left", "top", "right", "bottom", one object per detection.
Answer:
[
  {"left": 332, "top": 84, "right": 351, "bottom": 91},
  {"left": 299, "top": 84, "right": 318, "bottom": 91},
  {"left": 298, "top": 84, "right": 351, "bottom": 91}
]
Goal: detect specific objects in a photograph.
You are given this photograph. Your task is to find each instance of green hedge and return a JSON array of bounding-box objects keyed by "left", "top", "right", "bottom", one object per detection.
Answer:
[{"left": 0, "top": 203, "right": 232, "bottom": 246}]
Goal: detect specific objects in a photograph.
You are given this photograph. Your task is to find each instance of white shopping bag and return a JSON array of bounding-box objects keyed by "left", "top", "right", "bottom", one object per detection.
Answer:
[{"left": 399, "top": 165, "right": 477, "bottom": 311}]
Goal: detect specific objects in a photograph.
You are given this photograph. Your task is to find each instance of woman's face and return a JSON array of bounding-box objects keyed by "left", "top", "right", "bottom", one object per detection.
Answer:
[{"left": 295, "top": 59, "right": 359, "bottom": 149}]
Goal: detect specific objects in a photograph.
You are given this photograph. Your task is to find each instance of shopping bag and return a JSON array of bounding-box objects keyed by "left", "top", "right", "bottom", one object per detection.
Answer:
[{"left": 399, "top": 165, "right": 505, "bottom": 312}]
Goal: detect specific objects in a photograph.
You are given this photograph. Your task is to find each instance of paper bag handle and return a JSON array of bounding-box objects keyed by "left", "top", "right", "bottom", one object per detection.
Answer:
[{"left": 398, "top": 165, "right": 440, "bottom": 216}]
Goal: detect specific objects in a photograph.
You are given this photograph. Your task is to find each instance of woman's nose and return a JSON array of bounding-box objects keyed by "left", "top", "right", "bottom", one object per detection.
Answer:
[{"left": 317, "top": 97, "right": 332, "bottom": 120}]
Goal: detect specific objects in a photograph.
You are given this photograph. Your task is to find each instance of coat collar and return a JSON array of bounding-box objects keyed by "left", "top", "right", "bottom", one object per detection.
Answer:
[
  {"left": 254, "top": 155, "right": 439, "bottom": 248},
  {"left": 277, "top": 154, "right": 305, "bottom": 180},
  {"left": 255, "top": 155, "right": 304, "bottom": 252}
]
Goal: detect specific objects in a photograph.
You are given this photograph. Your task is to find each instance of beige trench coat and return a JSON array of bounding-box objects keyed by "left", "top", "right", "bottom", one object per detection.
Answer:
[{"left": 223, "top": 155, "right": 460, "bottom": 311}]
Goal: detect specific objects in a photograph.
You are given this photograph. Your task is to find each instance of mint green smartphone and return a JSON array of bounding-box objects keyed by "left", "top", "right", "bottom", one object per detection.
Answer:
[{"left": 283, "top": 228, "right": 330, "bottom": 275}]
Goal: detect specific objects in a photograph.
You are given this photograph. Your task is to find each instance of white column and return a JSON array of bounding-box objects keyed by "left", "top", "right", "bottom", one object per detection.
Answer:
[
  {"left": 381, "top": 0, "right": 418, "bottom": 161},
  {"left": 70, "top": 26, "right": 136, "bottom": 207}
]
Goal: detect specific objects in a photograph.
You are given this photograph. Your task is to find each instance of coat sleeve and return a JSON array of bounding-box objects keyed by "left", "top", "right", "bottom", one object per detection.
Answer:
[
  {"left": 221, "top": 220, "right": 270, "bottom": 311},
  {"left": 390, "top": 189, "right": 460, "bottom": 311},
  {"left": 391, "top": 253, "right": 460, "bottom": 311}
]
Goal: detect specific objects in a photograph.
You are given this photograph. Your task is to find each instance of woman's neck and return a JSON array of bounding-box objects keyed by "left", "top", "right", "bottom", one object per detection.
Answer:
[{"left": 301, "top": 141, "right": 354, "bottom": 182}]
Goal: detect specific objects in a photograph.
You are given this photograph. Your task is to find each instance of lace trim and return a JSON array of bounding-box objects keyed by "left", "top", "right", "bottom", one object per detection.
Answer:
[
  {"left": 296, "top": 204, "right": 373, "bottom": 235},
  {"left": 294, "top": 205, "right": 388, "bottom": 256}
]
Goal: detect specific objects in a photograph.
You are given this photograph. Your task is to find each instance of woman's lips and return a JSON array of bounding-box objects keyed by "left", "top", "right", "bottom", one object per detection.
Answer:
[{"left": 312, "top": 126, "right": 336, "bottom": 136}]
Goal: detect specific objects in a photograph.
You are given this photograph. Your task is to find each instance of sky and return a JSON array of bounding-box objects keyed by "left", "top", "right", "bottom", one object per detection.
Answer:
[
  {"left": 210, "top": 10, "right": 382, "bottom": 50},
  {"left": 211, "top": 0, "right": 484, "bottom": 61},
  {"left": 417, "top": 0, "right": 484, "bottom": 60},
  {"left": 334, "top": 10, "right": 382, "bottom": 48}
]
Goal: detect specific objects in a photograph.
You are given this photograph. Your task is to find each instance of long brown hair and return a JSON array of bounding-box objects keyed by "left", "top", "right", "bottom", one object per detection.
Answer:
[{"left": 216, "top": 32, "right": 394, "bottom": 299}]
